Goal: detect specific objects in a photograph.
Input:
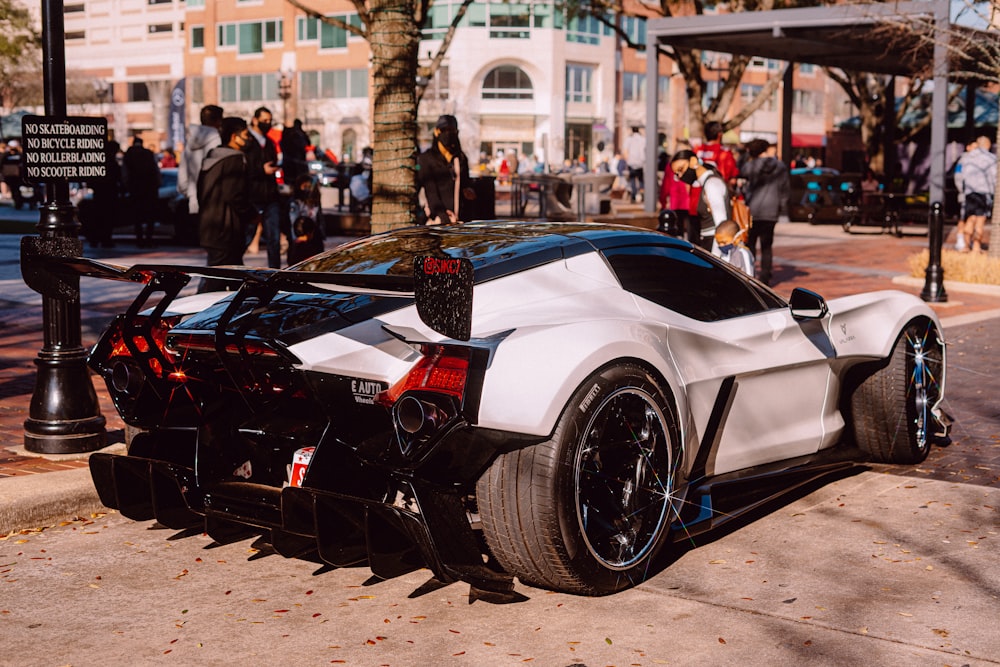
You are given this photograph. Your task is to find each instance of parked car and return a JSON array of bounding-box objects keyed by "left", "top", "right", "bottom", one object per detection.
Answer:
[
  {"left": 27, "top": 222, "right": 947, "bottom": 598},
  {"left": 789, "top": 167, "right": 862, "bottom": 223}
]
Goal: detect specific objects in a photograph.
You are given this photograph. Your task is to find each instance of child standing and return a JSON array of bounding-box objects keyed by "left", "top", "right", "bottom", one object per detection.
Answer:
[
  {"left": 714, "top": 219, "right": 756, "bottom": 277},
  {"left": 287, "top": 174, "right": 325, "bottom": 265}
]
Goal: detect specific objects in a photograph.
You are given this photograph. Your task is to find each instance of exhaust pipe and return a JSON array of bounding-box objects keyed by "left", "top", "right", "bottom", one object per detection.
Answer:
[
  {"left": 111, "top": 361, "right": 145, "bottom": 395},
  {"left": 395, "top": 395, "right": 447, "bottom": 435}
]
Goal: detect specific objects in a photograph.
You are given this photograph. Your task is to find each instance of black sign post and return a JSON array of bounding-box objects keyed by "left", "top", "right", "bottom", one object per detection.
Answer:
[{"left": 19, "top": 0, "right": 106, "bottom": 454}]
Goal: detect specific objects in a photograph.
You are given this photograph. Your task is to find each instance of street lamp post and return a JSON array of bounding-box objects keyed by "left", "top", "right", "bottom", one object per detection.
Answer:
[
  {"left": 21, "top": 0, "right": 106, "bottom": 453},
  {"left": 278, "top": 70, "right": 293, "bottom": 125},
  {"left": 93, "top": 79, "right": 109, "bottom": 117}
]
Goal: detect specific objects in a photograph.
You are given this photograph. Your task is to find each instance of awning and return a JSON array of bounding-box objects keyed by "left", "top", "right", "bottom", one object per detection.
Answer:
[{"left": 792, "top": 133, "right": 826, "bottom": 148}]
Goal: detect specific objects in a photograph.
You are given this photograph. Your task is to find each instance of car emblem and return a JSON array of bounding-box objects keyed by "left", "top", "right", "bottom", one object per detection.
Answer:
[{"left": 840, "top": 323, "right": 848, "bottom": 335}]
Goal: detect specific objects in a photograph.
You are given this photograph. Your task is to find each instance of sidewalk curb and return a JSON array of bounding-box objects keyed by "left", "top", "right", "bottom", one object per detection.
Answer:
[
  {"left": 892, "top": 274, "right": 1000, "bottom": 297},
  {"left": 0, "top": 466, "right": 105, "bottom": 535}
]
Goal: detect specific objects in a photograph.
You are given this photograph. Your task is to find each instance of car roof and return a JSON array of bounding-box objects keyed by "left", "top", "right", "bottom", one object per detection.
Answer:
[{"left": 295, "top": 221, "right": 689, "bottom": 284}]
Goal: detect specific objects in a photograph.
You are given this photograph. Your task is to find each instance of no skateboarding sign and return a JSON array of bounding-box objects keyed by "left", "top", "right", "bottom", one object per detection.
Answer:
[{"left": 20, "top": 115, "right": 108, "bottom": 182}]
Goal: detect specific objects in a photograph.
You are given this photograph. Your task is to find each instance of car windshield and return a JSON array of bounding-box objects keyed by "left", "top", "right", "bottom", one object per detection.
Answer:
[{"left": 290, "top": 223, "right": 595, "bottom": 282}]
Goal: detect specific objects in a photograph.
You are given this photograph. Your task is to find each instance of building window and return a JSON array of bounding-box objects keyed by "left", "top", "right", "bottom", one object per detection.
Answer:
[
  {"left": 482, "top": 65, "right": 533, "bottom": 100},
  {"left": 148, "top": 23, "right": 173, "bottom": 34},
  {"left": 623, "top": 72, "right": 645, "bottom": 102},
  {"left": 566, "top": 13, "right": 611, "bottom": 45},
  {"left": 64, "top": 3, "right": 85, "bottom": 13},
  {"left": 533, "top": 3, "right": 562, "bottom": 29},
  {"left": 128, "top": 82, "right": 150, "bottom": 102},
  {"left": 298, "top": 69, "right": 368, "bottom": 100},
  {"left": 65, "top": 30, "right": 86, "bottom": 40},
  {"left": 217, "top": 20, "right": 283, "bottom": 54},
  {"left": 190, "top": 76, "right": 203, "bottom": 104},
  {"left": 297, "top": 14, "right": 361, "bottom": 48},
  {"left": 425, "top": 65, "right": 449, "bottom": 101},
  {"left": 621, "top": 16, "right": 646, "bottom": 50},
  {"left": 465, "top": 2, "right": 486, "bottom": 28},
  {"left": 187, "top": 0, "right": 205, "bottom": 7},
  {"left": 741, "top": 84, "right": 778, "bottom": 112},
  {"left": 800, "top": 63, "right": 816, "bottom": 75},
  {"left": 321, "top": 14, "right": 361, "bottom": 49},
  {"left": 793, "top": 89, "right": 822, "bottom": 115},
  {"left": 421, "top": 0, "right": 468, "bottom": 39},
  {"left": 219, "top": 73, "right": 280, "bottom": 103},
  {"left": 148, "top": 0, "right": 172, "bottom": 5},
  {"left": 565, "top": 64, "right": 593, "bottom": 103},
  {"left": 297, "top": 15, "right": 319, "bottom": 41},
  {"left": 191, "top": 25, "right": 204, "bottom": 49},
  {"left": 490, "top": 2, "right": 530, "bottom": 39}
]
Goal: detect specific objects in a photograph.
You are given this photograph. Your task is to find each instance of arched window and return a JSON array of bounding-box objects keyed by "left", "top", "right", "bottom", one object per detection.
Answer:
[
  {"left": 482, "top": 66, "right": 533, "bottom": 100},
  {"left": 341, "top": 128, "right": 357, "bottom": 161}
]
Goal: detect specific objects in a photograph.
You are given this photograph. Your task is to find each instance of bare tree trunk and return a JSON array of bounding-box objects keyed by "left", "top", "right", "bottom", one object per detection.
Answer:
[{"left": 368, "top": 0, "right": 420, "bottom": 234}]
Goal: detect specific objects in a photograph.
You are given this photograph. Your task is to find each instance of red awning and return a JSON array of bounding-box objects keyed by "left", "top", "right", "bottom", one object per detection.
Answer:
[{"left": 792, "top": 133, "right": 826, "bottom": 148}]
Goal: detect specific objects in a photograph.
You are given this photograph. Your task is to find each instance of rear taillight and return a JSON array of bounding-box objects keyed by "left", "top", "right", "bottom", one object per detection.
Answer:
[
  {"left": 375, "top": 346, "right": 470, "bottom": 407},
  {"left": 104, "top": 315, "right": 182, "bottom": 378}
]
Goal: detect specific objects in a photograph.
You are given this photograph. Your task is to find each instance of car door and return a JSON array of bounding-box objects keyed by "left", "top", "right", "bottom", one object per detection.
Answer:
[{"left": 604, "top": 244, "right": 841, "bottom": 477}]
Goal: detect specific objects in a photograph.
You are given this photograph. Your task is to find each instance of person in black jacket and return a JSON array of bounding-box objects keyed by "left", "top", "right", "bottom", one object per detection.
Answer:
[
  {"left": 196, "top": 117, "right": 258, "bottom": 293},
  {"left": 244, "top": 106, "right": 283, "bottom": 268},
  {"left": 122, "top": 136, "right": 160, "bottom": 247},
  {"left": 739, "top": 139, "right": 790, "bottom": 286},
  {"left": 416, "top": 114, "right": 474, "bottom": 225},
  {"left": 87, "top": 140, "right": 122, "bottom": 248}
]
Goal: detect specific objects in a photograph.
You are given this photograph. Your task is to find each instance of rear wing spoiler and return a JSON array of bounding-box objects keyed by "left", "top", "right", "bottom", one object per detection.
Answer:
[{"left": 21, "top": 238, "right": 475, "bottom": 341}]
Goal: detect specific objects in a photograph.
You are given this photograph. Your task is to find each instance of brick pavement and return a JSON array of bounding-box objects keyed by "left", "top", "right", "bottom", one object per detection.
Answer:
[{"left": 1, "top": 222, "right": 998, "bottom": 488}]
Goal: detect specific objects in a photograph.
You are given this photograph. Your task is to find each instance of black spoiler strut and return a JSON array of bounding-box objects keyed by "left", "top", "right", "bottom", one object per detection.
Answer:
[{"left": 21, "top": 241, "right": 474, "bottom": 341}]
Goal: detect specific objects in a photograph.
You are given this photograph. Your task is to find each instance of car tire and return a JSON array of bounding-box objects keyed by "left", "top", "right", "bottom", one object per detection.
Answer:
[
  {"left": 476, "top": 363, "right": 681, "bottom": 595},
  {"left": 850, "top": 319, "right": 944, "bottom": 464}
]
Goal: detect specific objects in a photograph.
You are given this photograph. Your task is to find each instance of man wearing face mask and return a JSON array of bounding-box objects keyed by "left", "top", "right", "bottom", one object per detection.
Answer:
[
  {"left": 416, "top": 114, "right": 474, "bottom": 225},
  {"left": 670, "top": 149, "right": 731, "bottom": 251},
  {"left": 196, "top": 117, "right": 259, "bottom": 292},
  {"left": 244, "top": 106, "right": 283, "bottom": 268}
]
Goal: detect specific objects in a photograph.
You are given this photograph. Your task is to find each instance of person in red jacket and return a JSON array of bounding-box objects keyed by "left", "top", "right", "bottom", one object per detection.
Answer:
[
  {"left": 693, "top": 121, "right": 738, "bottom": 183},
  {"left": 688, "top": 121, "right": 738, "bottom": 219}
]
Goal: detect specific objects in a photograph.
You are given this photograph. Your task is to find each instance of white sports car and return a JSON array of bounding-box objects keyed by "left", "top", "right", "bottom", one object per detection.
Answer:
[{"left": 25, "top": 221, "right": 947, "bottom": 599}]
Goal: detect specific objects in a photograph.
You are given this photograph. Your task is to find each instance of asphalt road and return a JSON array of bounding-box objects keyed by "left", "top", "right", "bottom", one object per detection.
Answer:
[{"left": 1, "top": 471, "right": 997, "bottom": 666}]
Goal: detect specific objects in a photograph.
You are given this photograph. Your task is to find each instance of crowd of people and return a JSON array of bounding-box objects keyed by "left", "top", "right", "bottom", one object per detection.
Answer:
[
  {"left": 656, "top": 123, "right": 790, "bottom": 283},
  {"left": 179, "top": 104, "right": 334, "bottom": 291},
  {"left": 5, "top": 109, "right": 992, "bottom": 288}
]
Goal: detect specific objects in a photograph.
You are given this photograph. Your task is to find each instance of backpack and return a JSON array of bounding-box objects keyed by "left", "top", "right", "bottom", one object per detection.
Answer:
[{"left": 731, "top": 195, "right": 753, "bottom": 241}]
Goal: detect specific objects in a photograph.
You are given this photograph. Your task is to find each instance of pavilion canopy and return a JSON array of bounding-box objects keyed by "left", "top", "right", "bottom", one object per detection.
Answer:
[{"left": 640, "top": 1, "right": 997, "bottom": 208}]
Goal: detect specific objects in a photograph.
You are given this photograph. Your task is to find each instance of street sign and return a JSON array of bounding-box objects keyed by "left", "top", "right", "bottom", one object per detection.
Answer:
[{"left": 20, "top": 115, "right": 108, "bottom": 183}]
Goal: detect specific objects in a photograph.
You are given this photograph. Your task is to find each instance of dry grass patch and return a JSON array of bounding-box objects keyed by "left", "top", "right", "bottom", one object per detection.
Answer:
[{"left": 908, "top": 249, "right": 1000, "bottom": 285}]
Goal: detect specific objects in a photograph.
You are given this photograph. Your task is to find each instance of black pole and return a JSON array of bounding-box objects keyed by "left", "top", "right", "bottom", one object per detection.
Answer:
[
  {"left": 22, "top": 0, "right": 106, "bottom": 453},
  {"left": 920, "top": 201, "right": 948, "bottom": 303}
]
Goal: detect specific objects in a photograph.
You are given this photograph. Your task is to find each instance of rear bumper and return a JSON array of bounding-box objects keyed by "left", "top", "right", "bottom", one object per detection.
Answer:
[{"left": 89, "top": 451, "right": 516, "bottom": 597}]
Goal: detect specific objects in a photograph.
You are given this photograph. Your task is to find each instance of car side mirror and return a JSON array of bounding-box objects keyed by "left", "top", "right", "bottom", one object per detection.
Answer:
[{"left": 789, "top": 287, "right": 829, "bottom": 320}]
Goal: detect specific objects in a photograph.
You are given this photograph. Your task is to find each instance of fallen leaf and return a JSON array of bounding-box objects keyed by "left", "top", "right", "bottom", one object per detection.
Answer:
[
  {"left": 718, "top": 637, "right": 727, "bottom": 644},
  {"left": 605, "top": 638, "right": 613, "bottom": 645}
]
